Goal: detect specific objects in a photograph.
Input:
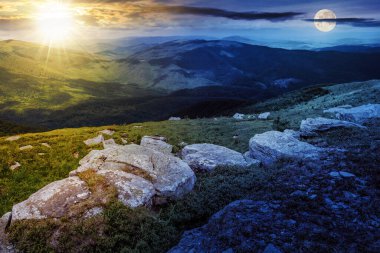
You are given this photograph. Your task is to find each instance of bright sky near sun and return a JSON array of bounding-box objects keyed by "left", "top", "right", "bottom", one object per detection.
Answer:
[{"left": 0, "top": 0, "right": 379, "bottom": 46}]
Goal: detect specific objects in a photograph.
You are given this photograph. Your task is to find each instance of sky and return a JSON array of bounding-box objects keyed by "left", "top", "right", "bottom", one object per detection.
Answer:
[{"left": 0, "top": 0, "right": 379, "bottom": 48}]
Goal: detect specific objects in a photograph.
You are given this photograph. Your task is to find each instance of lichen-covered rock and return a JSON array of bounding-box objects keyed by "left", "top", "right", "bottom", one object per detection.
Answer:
[
  {"left": 97, "top": 170, "right": 155, "bottom": 207},
  {"left": 140, "top": 136, "right": 173, "bottom": 155},
  {"left": 248, "top": 131, "right": 324, "bottom": 166},
  {"left": 12, "top": 177, "right": 90, "bottom": 220},
  {"left": 84, "top": 135, "right": 104, "bottom": 146},
  {"left": 300, "top": 117, "right": 365, "bottom": 137},
  {"left": 324, "top": 104, "right": 380, "bottom": 124},
  {"left": 71, "top": 144, "right": 195, "bottom": 199},
  {"left": 181, "top": 144, "right": 255, "bottom": 172}
]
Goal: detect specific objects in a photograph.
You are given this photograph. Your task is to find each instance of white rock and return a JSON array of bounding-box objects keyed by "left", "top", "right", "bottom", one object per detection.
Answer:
[
  {"left": 0, "top": 212, "right": 11, "bottom": 231},
  {"left": 329, "top": 171, "right": 356, "bottom": 178},
  {"left": 71, "top": 144, "right": 195, "bottom": 200},
  {"left": 103, "top": 139, "right": 117, "bottom": 148},
  {"left": 140, "top": 136, "right": 173, "bottom": 155},
  {"left": 41, "top": 143, "right": 51, "bottom": 148},
  {"left": 12, "top": 177, "right": 90, "bottom": 220},
  {"left": 97, "top": 170, "right": 155, "bottom": 207},
  {"left": 300, "top": 117, "right": 365, "bottom": 137},
  {"left": 248, "top": 130, "right": 324, "bottom": 166},
  {"left": 169, "top": 117, "right": 181, "bottom": 121},
  {"left": 324, "top": 104, "right": 380, "bottom": 124},
  {"left": 83, "top": 207, "right": 103, "bottom": 219},
  {"left": 258, "top": 112, "right": 271, "bottom": 120},
  {"left": 84, "top": 135, "right": 104, "bottom": 146},
  {"left": 181, "top": 144, "right": 254, "bottom": 172},
  {"left": 10, "top": 162, "right": 21, "bottom": 171},
  {"left": 19, "top": 145, "right": 33, "bottom": 151},
  {"left": 121, "top": 138, "right": 128, "bottom": 144},
  {"left": 5, "top": 136, "right": 21, "bottom": 142},
  {"left": 233, "top": 113, "right": 245, "bottom": 120},
  {"left": 99, "top": 129, "right": 115, "bottom": 136}
]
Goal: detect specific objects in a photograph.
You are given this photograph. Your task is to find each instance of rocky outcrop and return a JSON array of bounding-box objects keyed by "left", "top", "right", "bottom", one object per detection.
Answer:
[
  {"left": 181, "top": 144, "right": 258, "bottom": 172},
  {"left": 300, "top": 117, "right": 365, "bottom": 137},
  {"left": 169, "top": 200, "right": 283, "bottom": 253},
  {"left": 248, "top": 130, "right": 324, "bottom": 166},
  {"left": 12, "top": 177, "right": 91, "bottom": 220},
  {"left": 324, "top": 104, "right": 380, "bottom": 124},
  {"left": 71, "top": 144, "right": 196, "bottom": 200},
  {"left": 84, "top": 135, "right": 104, "bottom": 146},
  {"left": 140, "top": 136, "right": 173, "bottom": 155},
  {"left": 97, "top": 170, "right": 155, "bottom": 207}
]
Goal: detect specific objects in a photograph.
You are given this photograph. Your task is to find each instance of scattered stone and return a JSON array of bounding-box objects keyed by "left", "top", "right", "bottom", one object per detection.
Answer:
[
  {"left": 329, "top": 171, "right": 356, "bottom": 178},
  {"left": 71, "top": 144, "right": 195, "bottom": 200},
  {"left": 5, "top": 136, "right": 21, "bottom": 142},
  {"left": 324, "top": 104, "right": 380, "bottom": 124},
  {"left": 263, "top": 244, "right": 283, "bottom": 253},
  {"left": 19, "top": 145, "right": 33, "bottom": 151},
  {"left": 169, "top": 117, "right": 181, "bottom": 121},
  {"left": 248, "top": 131, "right": 324, "bottom": 166},
  {"left": 83, "top": 207, "right": 103, "bottom": 219},
  {"left": 121, "top": 138, "right": 128, "bottom": 144},
  {"left": 181, "top": 144, "right": 254, "bottom": 172},
  {"left": 140, "top": 136, "right": 173, "bottom": 155},
  {"left": 258, "top": 112, "right": 271, "bottom": 120},
  {"left": 103, "top": 139, "right": 117, "bottom": 148},
  {"left": 12, "top": 177, "right": 91, "bottom": 220},
  {"left": 99, "top": 129, "right": 115, "bottom": 136},
  {"left": 132, "top": 125, "right": 143, "bottom": 128},
  {"left": 41, "top": 143, "right": 51, "bottom": 148},
  {"left": 9, "top": 162, "right": 21, "bottom": 171},
  {"left": 97, "top": 170, "right": 155, "bottom": 207},
  {"left": 233, "top": 113, "right": 245, "bottom": 120},
  {"left": 84, "top": 135, "right": 104, "bottom": 146},
  {"left": 38, "top": 153, "right": 46, "bottom": 156},
  {"left": 300, "top": 117, "right": 365, "bottom": 137},
  {"left": 178, "top": 141, "right": 188, "bottom": 148},
  {"left": 73, "top": 152, "right": 79, "bottom": 159}
]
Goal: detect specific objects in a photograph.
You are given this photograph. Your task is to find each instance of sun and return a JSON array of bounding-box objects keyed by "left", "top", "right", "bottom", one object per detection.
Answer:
[{"left": 36, "top": 1, "right": 75, "bottom": 43}]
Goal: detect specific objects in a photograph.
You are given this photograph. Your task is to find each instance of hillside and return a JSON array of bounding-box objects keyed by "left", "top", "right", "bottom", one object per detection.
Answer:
[{"left": 0, "top": 80, "right": 379, "bottom": 252}]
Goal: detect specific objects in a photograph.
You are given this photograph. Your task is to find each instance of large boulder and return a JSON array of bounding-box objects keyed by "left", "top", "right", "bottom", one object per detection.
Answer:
[
  {"left": 97, "top": 170, "right": 155, "bottom": 207},
  {"left": 248, "top": 131, "right": 323, "bottom": 166},
  {"left": 300, "top": 117, "right": 365, "bottom": 137},
  {"left": 71, "top": 144, "right": 195, "bottom": 199},
  {"left": 324, "top": 104, "right": 380, "bottom": 124},
  {"left": 169, "top": 200, "right": 283, "bottom": 253},
  {"left": 12, "top": 177, "right": 90, "bottom": 220},
  {"left": 181, "top": 144, "right": 258, "bottom": 172},
  {"left": 140, "top": 136, "right": 173, "bottom": 155}
]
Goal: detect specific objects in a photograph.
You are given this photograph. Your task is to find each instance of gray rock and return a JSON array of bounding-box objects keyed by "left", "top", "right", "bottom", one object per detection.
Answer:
[
  {"left": 0, "top": 212, "right": 11, "bottom": 231},
  {"left": 71, "top": 144, "right": 195, "bottom": 200},
  {"left": 243, "top": 152, "right": 261, "bottom": 167},
  {"left": 248, "top": 131, "right": 324, "bottom": 166},
  {"left": 99, "top": 129, "right": 115, "bottom": 136},
  {"left": 169, "top": 117, "right": 181, "bottom": 121},
  {"left": 5, "top": 136, "right": 21, "bottom": 142},
  {"left": 329, "top": 171, "right": 356, "bottom": 178},
  {"left": 324, "top": 104, "right": 380, "bottom": 124},
  {"left": 9, "top": 162, "right": 21, "bottom": 171},
  {"left": 140, "top": 136, "right": 173, "bottom": 155},
  {"left": 84, "top": 135, "right": 104, "bottom": 146},
  {"left": 19, "top": 145, "right": 33, "bottom": 151},
  {"left": 181, "top": 144, "right": 253, "bottom": 172},
  {"left": 83, "top": 207, "right": 103, "bottom": 218},
  {"left": 233, "top": 113, "right": 245, "bottom": 120},
  {"left": 12, "top": 177, "right": 90, "bottom": 220},
  {"left": 258, "top": 112, "right": 271, "bottom": 120},
  {"left": 97, "top": 170, "right": 155, "bottom": 207},
  {"left": 103, "top": 138, "right": 117, "bottom": 148},
  {"left": 300, "top": 117, "right": 365, "bottom": 137},
  {"left": 41, "top": 143, "right": 51, "bottom": 148}
]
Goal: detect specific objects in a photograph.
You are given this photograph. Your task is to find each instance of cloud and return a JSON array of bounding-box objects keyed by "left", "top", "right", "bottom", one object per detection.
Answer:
[{"left": 305, "top": 18, "right": 380, "bottom": 27}]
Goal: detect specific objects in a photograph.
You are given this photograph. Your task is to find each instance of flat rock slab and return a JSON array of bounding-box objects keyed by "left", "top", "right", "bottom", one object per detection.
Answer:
[
  {"left": 12, "top": 177, "right": 91, "bottom": 220},
  {"left": 300, "top": 117, "right": 365, "bottom": 137},
  {"left": 19, "top": 145, "right": 33, "bottom": 151},
  {"left": 5, "top": 136, "right": 21, "bottom": 142},
  {"left": 324, "top": 104, "right": 380, "bottom": 124},
  {"left": 181, "top": 144, "right": 256, "bottom": 172},
  {"left": 248, "top": 130, "right": 324, "bottom": 166},
  {"left": 169, "top": 200, "right": 283, "bottom": 253},
  {"left": 140, "top": 136, "right": 173, "bottom": 155},
  {"left": 71, "top": 144, "right": 195, "bottom": 200},
  {"left": 84, "top": 135, "right": 104, "bottom": 146},
  {"left": 97, "top": 170, "right": 155, "bottom": 207}
]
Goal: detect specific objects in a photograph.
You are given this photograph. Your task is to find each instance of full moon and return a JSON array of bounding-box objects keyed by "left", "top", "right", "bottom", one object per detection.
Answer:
[{"left": 314, "top": 9, "right": 336, "bottom": 32}]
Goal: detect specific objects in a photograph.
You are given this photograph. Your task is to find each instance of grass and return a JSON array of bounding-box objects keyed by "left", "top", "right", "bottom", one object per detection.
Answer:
[{"left": 0, "top": 118, "right": 273, "bottom": 216}]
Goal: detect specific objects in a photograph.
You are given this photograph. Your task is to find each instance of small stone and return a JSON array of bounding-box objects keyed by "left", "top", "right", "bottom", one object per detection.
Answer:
[
  {"left": 233, "top": 113, "right": 245, "bottom": 120},
  {"left": 99, "top": 129, "right": 115, "bottom": 136},
  {"left": 308, "top": 194, "right": 318, "bottom": 200},
  {"left": 258, "top": 112, "right": 271, "bottom": 120},
  {"left": 121, "top": 138, "right": 128, "bottom": 144},
  {"left": 41, "top": 143, "right": 51, "bottom": 148},
  {"left": 38, "top": 153, "right": 46, "bottom": 156},
  {"left": 84, "top": 135, "right": 104, "bottom": 146},
  {"left": 19, "top": 145, "right": 33, "bottom": 151},
  {"left": 83, "top": 207, "right": 103, "bottom": 218},
  {"left": 103, "top": 139, "right": 117, "bottom": 148},
  {"left": 10, "top": 162, "right": 21, "bottom": 171},
  {"left": 339, "top": 171, "right": 355, "bottom": 178},
  {"left": 290, "top": 190, "right": 306, "bottom": 197},
  {"left": 6, "top": 135, "right": 21, "bottom": 141},
  {"left": 329, "top": 171, "right": 341, "bottom": 178},
  {"left": 73, "top": 152, "right": 79, "bottom": 159},
  {"left": 169, "top": 117, "right": 181, "bottom": 121}
]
